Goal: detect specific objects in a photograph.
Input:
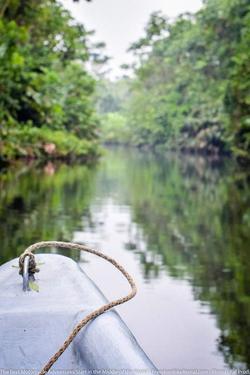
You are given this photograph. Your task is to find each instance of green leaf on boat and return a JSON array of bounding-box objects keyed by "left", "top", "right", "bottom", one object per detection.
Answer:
[{"left": 29, "top": 281, "right": 39, "bottom": 292}]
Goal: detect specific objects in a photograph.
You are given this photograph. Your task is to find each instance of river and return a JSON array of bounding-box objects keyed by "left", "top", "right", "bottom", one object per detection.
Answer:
[{"left": 0, "top": 147, "right": 249, "bottom": 371}]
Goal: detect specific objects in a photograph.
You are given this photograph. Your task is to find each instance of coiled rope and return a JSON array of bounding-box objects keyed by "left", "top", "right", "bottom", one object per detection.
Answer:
[{"left": 19, "top": 241, "right": 137, "bottom": 375}]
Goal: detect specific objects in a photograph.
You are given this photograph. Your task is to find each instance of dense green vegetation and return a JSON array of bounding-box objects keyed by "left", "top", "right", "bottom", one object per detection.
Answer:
[
  {"left": 0, "top": 0, "right": 99, "bottom": 161},
  {"left": 1, "top": 0, "right": 249, "bottom": 161},
  {"left": 99, "top": 0, "right": 250, "bottom": 160},
  {"left": 95, "top": 78, "right": 131, "bottom": 144}
]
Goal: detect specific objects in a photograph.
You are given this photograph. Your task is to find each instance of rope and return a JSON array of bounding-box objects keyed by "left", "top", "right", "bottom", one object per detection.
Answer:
[
  {"left": 19, "top": 252, "right": 40, "bottom": 276},
  {"left": 19, "top": 241, "right": 137, "bottom": 375}
]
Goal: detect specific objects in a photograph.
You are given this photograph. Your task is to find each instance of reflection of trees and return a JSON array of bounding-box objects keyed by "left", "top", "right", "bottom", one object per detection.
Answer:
[
  {"left": 97, "top": 148, "right": 250, "bottom": 369},
  {"left": 1, "top": 148, "right": 249, "bottom": 368},
  {"left": 0, "top": 162, "right": 97, "bottom": 264}
]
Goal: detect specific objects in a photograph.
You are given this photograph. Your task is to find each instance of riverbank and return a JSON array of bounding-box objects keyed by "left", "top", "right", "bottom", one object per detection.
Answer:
[
  {"left": 102, "top": 140, "right": 250, "bottom": 168},
  {"left": 0, "top": 127, "right": 100, "bottom": 165},
  {"left": 0, "top": 0, "right": 99, "bottom": 167}
]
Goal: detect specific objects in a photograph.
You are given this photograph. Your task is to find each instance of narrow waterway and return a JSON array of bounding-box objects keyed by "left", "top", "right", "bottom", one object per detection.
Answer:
[{"left": 0, "top": 147, "right": 249, "bottom": 371}]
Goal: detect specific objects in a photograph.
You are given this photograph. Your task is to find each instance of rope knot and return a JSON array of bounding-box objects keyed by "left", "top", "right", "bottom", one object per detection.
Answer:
[{"left": 19, "top": 252, "right": 40, "bottom": 276}]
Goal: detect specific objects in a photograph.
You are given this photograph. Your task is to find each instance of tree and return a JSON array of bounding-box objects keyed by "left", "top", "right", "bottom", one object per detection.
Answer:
[
  {"left": 123, "top": 0, "right": 250, "bottom": 159},
  {"left": 0, "top": 0, "right": 100, "bottom": 160}
]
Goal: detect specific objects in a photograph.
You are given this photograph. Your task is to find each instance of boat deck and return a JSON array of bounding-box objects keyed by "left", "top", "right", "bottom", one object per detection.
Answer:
[{"left": 0, "top": 254, "right": 159, "bottom": 372}]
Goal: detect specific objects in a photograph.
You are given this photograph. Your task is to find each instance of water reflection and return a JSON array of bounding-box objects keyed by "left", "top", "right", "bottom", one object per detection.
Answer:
[
  {"left": 0, "top": 148, "right": 249, "bottom": 370},
  {"left": 0, "top": 161, "right": 97, "bottom": 263}
]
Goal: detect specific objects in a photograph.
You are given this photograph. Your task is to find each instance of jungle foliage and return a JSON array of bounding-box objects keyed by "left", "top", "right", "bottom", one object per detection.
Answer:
[
  {"left": 95, "top": 78, "right": 131, "bottom": 144},
  {"left": 0, "top": 0, "right": 99, "bottom": 161},
  {"left": 100, "top": 0, "right": 250, "bottom": 159}
]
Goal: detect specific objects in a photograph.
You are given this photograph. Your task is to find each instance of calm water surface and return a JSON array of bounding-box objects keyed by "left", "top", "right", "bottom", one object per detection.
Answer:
[{"left": 0, "top": 147, "right": 249, "bottom": 371}]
